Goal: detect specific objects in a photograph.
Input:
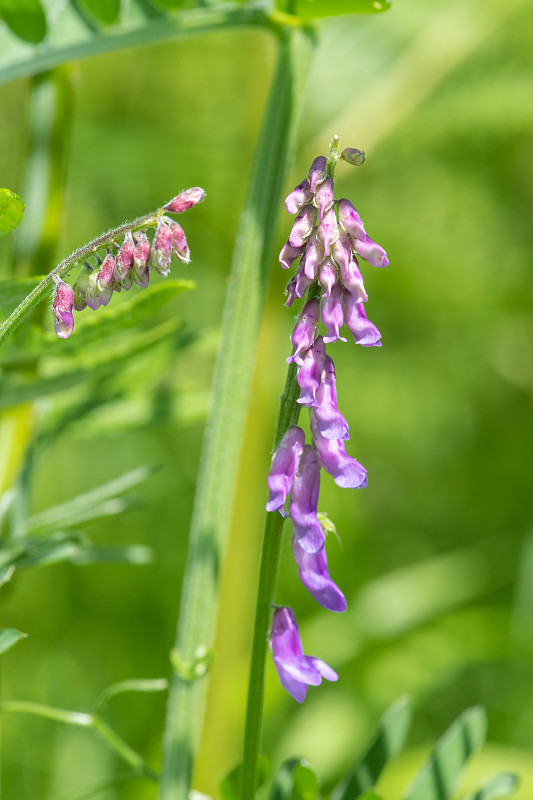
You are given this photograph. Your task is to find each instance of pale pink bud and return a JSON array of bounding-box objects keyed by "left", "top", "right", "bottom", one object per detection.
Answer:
[
  {"left": 317, "top": 206, "right": 338, "bottom": 257},
  {"left": 337, "top": 198, "right": 367, "bottom": 241},
  {"left": 163, "top": 187, "right": 205, "bottom": 214},
  {"left": 353, "top": 235, "right": 389, "bottom": 268},
  {"left": 115, "top": 231, "right": 135, "bottom": 281},
  {"left": 133, "top": 231, "right": 151, "bottom": 288},
  {"left": 285, "top": 179, "right": 312, "bottom": 215},
  {"left": 90, "top": 252, "right": 115, "bottom": 307},
  {"left": 308, "top": 156, "right": 327, "bottom": 193},
  {"left": 289, "top": 205, "right": 316, "bottom": 248},
  {"left": 169, "top": 220, "right": 190, "bottom": 263},
  {"left": 52, "top": 278, "right": 74, "bottom": 339},
  {"left": 153, "top": 219, "right": 173, "bottom": 276},
  {"left": 279, "top": 241, "right": 303, "bottom": 270},
  {"left": 314, "top": 176, "right": 334, "bottom": 222}
]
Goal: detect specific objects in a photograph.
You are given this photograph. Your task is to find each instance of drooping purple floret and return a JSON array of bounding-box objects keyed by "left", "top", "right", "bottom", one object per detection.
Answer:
[
  {"left": 265, "top": 426, "right": 305, "bottom": 516},
  {"left": 303, "top": 232, "right": 324, "bottom": 281},
  {"left": 292, "top": 538, "right": 347, "bottom": 613},
  {"left": 289, "top": 445, "right": 325, "bottom": 554},
  {"left": 52, "top": 278, "right": 74, "bottom": 339},
  {"left": 313, "top": 356, "right": 350, "bottom": 441},
  {"left": 287, "top": 298, "right": 320, "bottom": 366},
  {"left": 270, "top": 606, "right": 338, "bottom": 703},
  {"left": 343, "top": 291, "right": 382, "bottom": 347},
  {"left": 317, "top": 206, "right": 338, "bottom": 258},
  {"left": 308, "top": 156, "right": 327, "bottom": 193},
  {"left": 289, "top": 205, "right": 315, "bottom": 248},
  {"left": 337, "top": 198, "right": 367, "bottom": 242},
  {"left": 353, "top": 235, "right": 389, "bottom": 269},
  {"left": 321, "top": 283, "right": 347, "bottom": 345},
  {"left": 297, "top": 336, "right": 326, "bottom": 407},
  {"left": 311, "top": 415, "right": 367, "bottom": 489},
  {"left": 279, "top": 241, "right": 303, "bottom": 270},
  {"left": 339, "top": 256, "right": 368, "bottom": 303},
  {"left": 318, "top": 257, "right": 337, "bottom": 299},
  {"left": 285, "top": 179, "right": 313, "bottom": 215},
  {"left": 315, "top": 176, "right": 334, "bottom": 223}
]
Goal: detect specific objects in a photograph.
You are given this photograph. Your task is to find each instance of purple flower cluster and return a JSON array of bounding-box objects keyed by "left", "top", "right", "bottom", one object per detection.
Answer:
[
  {"left": 51, "top": 187, "right": 205, "bottom": 339},
  {"left": 267, "top": 148, "right": 388, "bottom": 702}
]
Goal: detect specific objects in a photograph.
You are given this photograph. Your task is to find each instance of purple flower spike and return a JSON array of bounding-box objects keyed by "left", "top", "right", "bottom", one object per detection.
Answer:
[
  {"left": 163, "top": 187, "right": 206, "bottom": 214},
  {"left": 303, "top": 233, "right": 325, "bottom": 281},
  {"left": 315, "top": 176, "right": 334, "bottom": 222},
  {"left": 279, "top": 241, "right": 303, "bottom": 270},
  {"left": 313, "top": 356, "right": 350, "bottom": 441},
  {"left": 337, "top": 198, "right": 367, "bottom": 242},
  {"left": 317, "top": 206, "right": 338, "bottom": 258},
  {"left": 321, "top": 283, "right": 347, "bottom": 344},
  {"left": 169, "top": 220, "right": 190, "bottom": 263},
  {"left": 265, "top": 426, "right": 305, "bottom": 516},
  {"left": 311, "top": 415, "right": 368, "bottom": 489},
  {"left": 297, "top": 336, "right": 326, "bottom": 407},
  {"left": 52, "top": 278, "right": 74, "bottom": 339},
  {"left": 353, "top": 235, "right": 389, "bottom": 268},
  {"left": 287, "top": 298, "right": 320, "bottom": 365},
  {"left": 285, "top": 179, "right": 312, "bottom": 215},
  {"left": 340, "top": 257, "right": 368, "bottom": 303},
  {"left": 115, "top": 231, "right": 135, "bottom": 281},
  {"left": 133, "top": 231, "right": 151, "bottom": 288},
  {"left": 289, "top": 205, "right": 315, "bottom": 248},
  {"left": 308, "top": 156, "right": 327, "bottom": 193},
  {"left": 153, "top": 219, "right": 173, "bottom": 276},
  {"left": 343, "top": 291, "right": 382, "bottom": 347},
  {"left": 290, "top": 445, "right": 325, "bottom": 554},
  {"left": 318, "top": 257, "right": 337, "bottom": 299},
  {"left": 271, "top": 606, "right": 338, "bottom": 703},
  {"left": 292, "top": 539, "right": 347, "bottom": 613}
]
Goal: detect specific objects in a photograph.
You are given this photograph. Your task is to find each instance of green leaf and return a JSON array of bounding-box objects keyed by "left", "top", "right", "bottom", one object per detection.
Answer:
[
  {"left": 219, "top": 755, "right": 271, "bottom": 800},
  {"left": 74, "top": 0, "right": 121, "bottom": 25},
  {"left": 0, "top": 0, "right": 46, "bottom": 43},
  {"left": 149, "top": 0, "right": 186, "bottom": 10},
  {"left": 0, "top": 628, "right": 27, "bottom": 654},
  {"left": 270, "top": 758, "right": 318, "bottom": 800},
  {"left": 0, "top": 188, "right": 25, "bottom": 238},
  {"left": 292, "top": 0, "right": 391, "bottom": 21},
  {"left": 23, "top": 464, "right": 158, "bottom": 536},
  {"left": 463, "top": 772, "right": 520, "bottom": 800},
  {"left": 332, "top": 696, "right": 413, "bottom": 800},
  {"left": 403, "top": 707, "right": 488, "bottom": 800}
]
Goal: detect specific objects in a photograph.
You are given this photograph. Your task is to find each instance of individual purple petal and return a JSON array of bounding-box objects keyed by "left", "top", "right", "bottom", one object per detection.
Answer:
[
  {"left": 265, "top": 426, "right": 305, "bottom": 516},
  {"left": 297, "top": 336, "right": 326, "bottom": 407},
  {"left": 289, "top": 445, "right": 325, "bottom": 553},
  {"left": 311, "top": 414, "right": 368, "bottom": 489},
  {"left": 52, "top": 278, "right": 74, "bottom": 339},
  {"left": 313, "top": 356, "right": 349, "bottom": 440},
  {"left": 133, "top": 231, "right": 151, "bottom": 288},
  {"left": 292, "top": 538, "right": 347, "bottom": 612},
  {"left": 285, "top": 179, "right": 312, "bottom": 215},
  {"left": 308, "top": 156, "right": 327, "bottom": 193},
  {"left": 315, "top": 176, "right": 334, "bottom": 222},
  {"left": 339, "top": 257, "right": 368, "bottom": 303},
  {"left": 289, "top": 205, "right": 316, "bottom": 248},
  {"left": 169, "top": 219, "right": 190, "bottom": 263},
  {"left": 285, "top": 277, "right": 297, "bottom": 307},
  {"left": 337, "top": 198, "right": 367, "bottom": 241},
  {"left": 294, "top": 261, "right": 313, "bottom": 299},
  {"left": 115, "top": 231, "right": 135, "bottom": 281},
  {"left": 317, "top": 206, "right": 338, "bottom": 258},
  {"left": 270, "top": 606, "right": 337, "bottom": 703},
  {"left": 279, "top": 240, "right": 303, "bottom": 270},
  {"left": 303, "top": 232, "right": 324, "bottom": 280},
  {"left": 163, "top": 187, "right": 206, "bottom": 214},
  {"left": 343, "top": 291, "right": 382, "bottom": 347},
  {"left": 318, "top": 257, "right": 337, "bottom": 299},
  {"left": 321, "top": 283, "right": 347, "bottom": 344},
  {"left": 287, "top": 298, "right": 320, "bottom": 365},
  {"left": 153, "top": 219, "right": 173, "bottom": 276},
  {"left": 353, "top": 234, "right": 389, "bottom": 268}
]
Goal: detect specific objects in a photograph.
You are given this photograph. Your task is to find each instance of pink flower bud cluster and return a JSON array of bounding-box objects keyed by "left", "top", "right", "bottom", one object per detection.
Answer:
[
  {"left": 266, "top": 150, "right": 388, "bottom": 701},
  {"left": 51, "top": 188, "right": 205, "bottom": 339}
]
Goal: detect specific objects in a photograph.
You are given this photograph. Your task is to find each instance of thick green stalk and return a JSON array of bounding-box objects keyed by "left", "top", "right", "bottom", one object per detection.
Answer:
[
  {"left": 158, "top": 25, "right": 315, "bottom": 800},
  {"left": 239, "top": 362, "right": 301, "bottom": 800}
]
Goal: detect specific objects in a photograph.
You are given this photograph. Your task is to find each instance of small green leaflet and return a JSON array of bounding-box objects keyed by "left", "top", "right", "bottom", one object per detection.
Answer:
[
  {"left": 403, "top": 707, "right": 488, "bottom": 800},
  {"left": 292, "top": 0, "right": 391, "bottom": 21},
  {"left": 463, "top": 772, "right": 520, "bottom": 800},
  {"left": 0, "top": 628, "right": 27, "bottom": 655},
  {"left": 0, "top": 188, "right": 25, "bottom": 238},
  {"left": 0, "top": 0, "right": 46, "bottom": 43},
  {"left": 74, "top": 0, "right": 121, "bottom": 25}
]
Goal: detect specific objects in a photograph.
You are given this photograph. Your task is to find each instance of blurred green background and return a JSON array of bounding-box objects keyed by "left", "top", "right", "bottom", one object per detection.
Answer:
[{"left": 1, "top": 0, "right": 533, "bottom": 797}]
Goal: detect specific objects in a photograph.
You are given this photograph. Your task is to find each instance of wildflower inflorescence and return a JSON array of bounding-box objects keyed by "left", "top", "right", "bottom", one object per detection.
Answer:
[
  {"left": 266, "top": 139, "right": 388, "bottom": 702},
  {"left": 51, "top": 187, "right": 205, "bottom": 339}
]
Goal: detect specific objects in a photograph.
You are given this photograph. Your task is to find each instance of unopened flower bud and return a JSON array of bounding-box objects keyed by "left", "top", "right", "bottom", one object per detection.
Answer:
[
  {"left": 285, "top": 179, "right": 312, "bottom": 215},
  {"left": 163, "top": 187, "right": 205, "bottom": 214},
  {"left": 96, "top": 251, "right": 116, "bottom": 306},
  {"left": 340, "top": 147, "right": 365, "bottom": 166},
  {"left": 52, "top": 278, "right": 74, "bottom": 339},
  {"left": 308, "top": 156, "right": 327, "bottom": 193},
  {"left": 133, "top": 231, "right": 151, "bottom": 288},
  {"left": 115, "top": 231, "right": 135, "bottom": 281},
  {"left": 72, "top": 262, "right": 92, "bottom": 311},
  {"left": 169, "top": 220, "right": 190, "bottom": 263},
  {"left": 153, "top": 219, "right": 173, "bottom": 276}
]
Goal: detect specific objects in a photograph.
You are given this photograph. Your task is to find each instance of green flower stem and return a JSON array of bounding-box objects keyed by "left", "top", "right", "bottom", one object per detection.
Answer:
[
  {"left": 0, "top": 701, "right": 157, "bottom": 780},
  {"left": 158, "top": 26, "right": 315, "bottom": 800},
  {"left": 0, "top": 209, "right": 163, "bottom": 348},
  {"left": 239, "top": 362, "right": 302, "bottom": 800}
]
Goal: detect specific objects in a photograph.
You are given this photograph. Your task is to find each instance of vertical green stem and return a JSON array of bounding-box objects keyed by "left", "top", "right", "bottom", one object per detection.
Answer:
[
  {"left": 158, "top": 26, "right": 315, "bottom": 800},
  {"left": 238, "top": 362, "right": 302, "bottom": 800}
]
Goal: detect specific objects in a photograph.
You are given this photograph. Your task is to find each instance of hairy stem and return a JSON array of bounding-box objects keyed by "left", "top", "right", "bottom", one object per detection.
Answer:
[
  {"left": 158, "top": 26, "right": 315, "bottom": 800},
  {"left": 239, "top": 362, "right": 302, "bottom": 800}
]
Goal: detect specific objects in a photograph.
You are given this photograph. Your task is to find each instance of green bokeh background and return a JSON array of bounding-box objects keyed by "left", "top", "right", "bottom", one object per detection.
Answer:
[{"left": 1, "top": 0, "right": 533, "bottom": 797}]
